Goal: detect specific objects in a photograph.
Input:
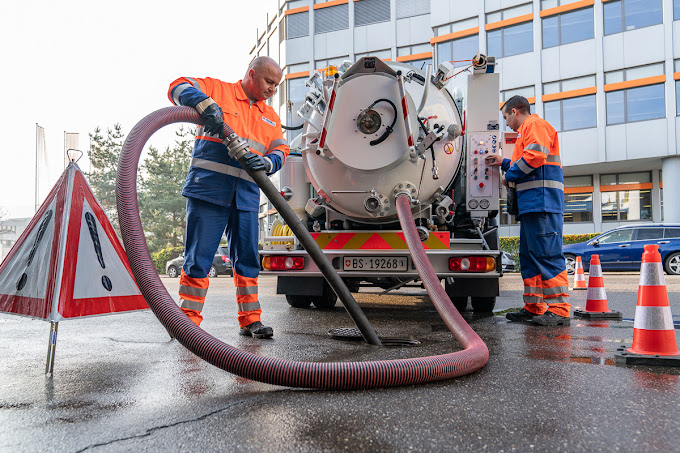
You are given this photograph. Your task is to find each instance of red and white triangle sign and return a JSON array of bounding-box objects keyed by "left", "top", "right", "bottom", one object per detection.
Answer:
[{"left": 0, "top": 163, "right": 148, "bottom": 321}]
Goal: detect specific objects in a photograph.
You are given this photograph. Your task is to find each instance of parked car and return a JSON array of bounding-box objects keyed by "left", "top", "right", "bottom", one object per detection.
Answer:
[
  {"left": 562, "top": 224, "right": 680, "bottom": 275},
  {"left": 501, "top": 251, "right": 516, "bottom": 272},
  {"left": 165, "top": 246, "right": 232, "bottom": 278}
]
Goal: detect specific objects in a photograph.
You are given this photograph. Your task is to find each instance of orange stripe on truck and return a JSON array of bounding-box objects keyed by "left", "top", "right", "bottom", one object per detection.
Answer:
[{"left": 310, "top": 232, "right": 450, "bottom": 250}]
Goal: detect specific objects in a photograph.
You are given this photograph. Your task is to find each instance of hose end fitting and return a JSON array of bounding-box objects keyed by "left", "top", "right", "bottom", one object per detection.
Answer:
[{"left": 223, "top": 133, "right": 249, "bottom": 160}]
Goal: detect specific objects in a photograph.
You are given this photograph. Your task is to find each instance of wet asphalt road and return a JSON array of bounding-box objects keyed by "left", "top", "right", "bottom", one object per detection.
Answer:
[{"left": 1, "top": 273, "right": 679, "bottom": 452}]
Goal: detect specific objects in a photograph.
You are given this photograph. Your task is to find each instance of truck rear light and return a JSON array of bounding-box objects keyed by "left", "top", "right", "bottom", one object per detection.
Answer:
[
  {"left": 448, "top": 256, "right": 496, "bottom": 272},
  {"left": 262, "top": 256, "right": 305, "bottom": 270}
]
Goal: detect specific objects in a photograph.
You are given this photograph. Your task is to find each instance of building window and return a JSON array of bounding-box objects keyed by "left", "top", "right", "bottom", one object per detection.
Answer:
[
  {"left": 675, "top": 61, "right": 680, "bottom": 115},
  {"left": 605, "top": 64, "right": 666, "bottom": 125},
  {"left": 600, "top": 172, "right": 652, "bottom": 222},
  {"left": 542, "top": 6, "right": 594, "bottom": 48},
  {"left": 545, "top": 95, "right": 596, "bottom": 131},
  {"left": 542, "top": 75, "right": 597, "bottom": 131},
  {"left": 285, "top": 77, "right": 309, "bottom": 142},
  {"left": 314, "top": 3, "right": 349, "bottom": 34},
  {"left": 437, "top": 35, "right": 479, "bottom": 67},
  {"left": 675, "top": 0, "right": 680, "bottom": 21},
  {"left": 486, "top": 4, "right": 533, "bottom": 58},
  {"left": 397, "top": 43, "right": 433, "bottom": 70},
  {"left": 355, "top": 0, "right": 390, "bottom": 26},
  {"left": 315, "top": 55, "right": 350, "bottom": 70},
  {"left": 563, "top": 176, "right": 593, "bottom": 223},
  {"left": 606, "top": 84, "right": 665, "bottom": 124},
  {"left": 488, "top": 21, "right": 533, "bottom": 58},
  {"left": 285, "top": 11, "right": 310, "bottom": 39},
  {"left": 603, "top": 0, "right": 663, "bottom": 36},
  {"left": 0, "top": 225, "right": 17, "bottom": 234},
  {"left": 396, "top": 0, "right": 429, "bottom": 19},
  {"left": 355, "top": 49, "right": 392, "bottom": 60},
  {"left": 434, "top": 18, "right": 479, "bottom": 67}
]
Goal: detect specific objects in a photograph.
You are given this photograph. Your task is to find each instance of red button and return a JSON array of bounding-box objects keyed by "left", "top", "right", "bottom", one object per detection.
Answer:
[{"left": 479, "top": 183, "right": 484, "bottom": 188}]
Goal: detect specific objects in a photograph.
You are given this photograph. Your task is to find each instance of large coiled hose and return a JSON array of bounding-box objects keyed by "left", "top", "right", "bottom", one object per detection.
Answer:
[{"left": 116, "top": 106, "right": 489, "bottom": 389}]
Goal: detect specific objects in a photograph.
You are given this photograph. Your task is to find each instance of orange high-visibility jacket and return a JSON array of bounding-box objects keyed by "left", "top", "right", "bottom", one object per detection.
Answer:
[
  {"left": 501, "top": 114, "right": 564, "bottom": 216},
  {"left": 168, "top": 77, "right": 290, "bottom": 211}
]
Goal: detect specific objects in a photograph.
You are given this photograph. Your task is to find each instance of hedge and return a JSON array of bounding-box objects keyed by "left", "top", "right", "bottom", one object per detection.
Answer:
[
  {"left": 500, "top": 233, "right": 600, "bottom": 272},
  {"left": 152, "top": 245, "right": 185, "bottom": 274}
]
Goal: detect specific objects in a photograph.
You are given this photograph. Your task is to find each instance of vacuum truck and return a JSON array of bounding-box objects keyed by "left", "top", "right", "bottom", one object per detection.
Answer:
[{"left": 260, "top": 55, "right": 503, "bottom": 313}]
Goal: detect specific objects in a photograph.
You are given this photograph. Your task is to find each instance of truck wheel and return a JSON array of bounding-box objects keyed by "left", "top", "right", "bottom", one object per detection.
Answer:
[
  {"left": 444, "top": 280, "right": 468, "bottom": 312},
  {"left": 471, "top": 296, "right": 496, "bottom": 312},
  {"left": 285, "top": 295, "right": 312, "bottom": 308},
  {"left": 311, "top": 292, "right": 338, "bottom": 309},
  {"left": 450, "top": 296, "right": 468, "bottom": 312}
]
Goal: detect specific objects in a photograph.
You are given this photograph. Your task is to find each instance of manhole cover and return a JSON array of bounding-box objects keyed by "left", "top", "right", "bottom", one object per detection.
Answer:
[{"left": 328, "top": 328, "right": 421, "bottom": 346}]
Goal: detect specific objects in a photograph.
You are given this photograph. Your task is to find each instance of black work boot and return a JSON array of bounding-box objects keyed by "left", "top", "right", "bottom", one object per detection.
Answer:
[
  {"left": 506, "top": 308, "right": 537, "bottom": 322},
  {"left": 531, "top": 311, "right": 570, "bottom": 326},
  {"left": 239, "top": 321, "right": 274, "bottom": 339}
]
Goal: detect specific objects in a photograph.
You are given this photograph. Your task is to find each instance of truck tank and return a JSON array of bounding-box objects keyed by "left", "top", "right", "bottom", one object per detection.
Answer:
[{"left": 297, "top": 58, "right": 463, "bottom": 225}]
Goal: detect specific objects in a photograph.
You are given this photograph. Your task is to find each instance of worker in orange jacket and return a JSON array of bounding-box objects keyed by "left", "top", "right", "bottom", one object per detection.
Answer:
[
  {"left": 487, "top": 95, "right": 570, "bottom": 326},
  {"left": 168, "top": 56, "right": 289, "bottom": 338}
]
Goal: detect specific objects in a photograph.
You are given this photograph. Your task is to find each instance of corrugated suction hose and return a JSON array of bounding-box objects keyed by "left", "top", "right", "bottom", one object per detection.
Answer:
[{"left": 116, "top": 106, "right": 488, "bottom": 389}]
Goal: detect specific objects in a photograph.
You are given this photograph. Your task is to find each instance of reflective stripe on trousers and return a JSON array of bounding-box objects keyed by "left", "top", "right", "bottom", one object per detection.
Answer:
[
  {"left": 178, "top": 269, "right": 209, "bottom": 325},
  {"left": 233, "top": 269, "right": 261, "bottom": 327}
]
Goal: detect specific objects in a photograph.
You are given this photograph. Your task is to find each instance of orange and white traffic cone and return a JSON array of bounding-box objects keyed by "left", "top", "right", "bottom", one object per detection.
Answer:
[
  {"left": 572, "top": 256, "right": 587, "bottom": 290},
  {"left": 574, "top": 255, "right": 622, "bottom": 320},
  {"left": 615, "top": 244, "right": 680, "bottom": 366}
]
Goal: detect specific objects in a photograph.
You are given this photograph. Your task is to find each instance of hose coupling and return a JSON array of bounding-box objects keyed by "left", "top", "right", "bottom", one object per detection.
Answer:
[{"left": 224, "top": 133, "right": 249, "bottom": 160}]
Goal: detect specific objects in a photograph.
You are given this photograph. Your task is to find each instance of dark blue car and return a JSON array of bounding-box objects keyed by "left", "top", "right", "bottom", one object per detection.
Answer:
[{"left": 563, "top": 224, "right": 680, "bottom": 275}]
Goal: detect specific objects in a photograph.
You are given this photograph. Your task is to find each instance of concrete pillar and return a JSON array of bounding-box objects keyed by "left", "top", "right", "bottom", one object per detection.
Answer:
[{"left": 662, "top": 156, "right": 680, "bottom": 222}]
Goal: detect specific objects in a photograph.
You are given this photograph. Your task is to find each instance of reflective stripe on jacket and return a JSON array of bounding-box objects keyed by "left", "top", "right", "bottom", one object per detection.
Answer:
[
  {"left": 168, "top": 77, "right": 290, "bottom": 211},
  {"left": 501, "top": 114, "right": 564, "bottom": 215}
]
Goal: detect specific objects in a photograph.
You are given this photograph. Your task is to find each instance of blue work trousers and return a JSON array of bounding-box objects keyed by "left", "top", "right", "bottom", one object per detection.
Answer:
[{"left": 183, "top": 197, "right": 260, "bottom": 280}]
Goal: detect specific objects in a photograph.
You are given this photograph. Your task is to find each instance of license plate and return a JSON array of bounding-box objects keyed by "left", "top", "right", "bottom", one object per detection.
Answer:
[{"left": 343, "top": 256, "right": 408, "bottom": 271}]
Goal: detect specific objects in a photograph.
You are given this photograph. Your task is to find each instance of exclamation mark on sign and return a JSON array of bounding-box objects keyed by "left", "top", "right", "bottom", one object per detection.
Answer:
[
  {"left": 85, "top": 212, "right": 112, "bottom": 292},
  {"left": 16, "top": 210, "right": 53, "bottom": 291}
]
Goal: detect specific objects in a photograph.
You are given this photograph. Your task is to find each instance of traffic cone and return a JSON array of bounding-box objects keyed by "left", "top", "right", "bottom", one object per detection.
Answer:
[
  {"left": 572, "top": 256, "right": 587, "bottom": 290},
  {"left": 615, "top": 244, "right": 680, "bottom": 366},
  {"left": 574, "top": 255, "right": 622, "bottom": 320}
]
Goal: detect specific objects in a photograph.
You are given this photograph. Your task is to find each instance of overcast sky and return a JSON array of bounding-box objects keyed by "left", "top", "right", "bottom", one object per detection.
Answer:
[{"left": 0, "top": 0, "right": 278, "bottom": 219}]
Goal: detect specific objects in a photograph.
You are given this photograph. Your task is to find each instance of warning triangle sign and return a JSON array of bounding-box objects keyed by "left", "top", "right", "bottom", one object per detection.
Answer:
[{"left": 0, "top": 163, "right": 148, "bottom": 321}]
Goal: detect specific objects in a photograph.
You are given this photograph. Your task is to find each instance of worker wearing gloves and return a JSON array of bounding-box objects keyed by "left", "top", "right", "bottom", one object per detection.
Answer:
[
  {"left": 167, "top": 56, "right": 289, "bottom": 338},
  {"left": 486, "top": 95, "right": 570, "bottom": 326}
]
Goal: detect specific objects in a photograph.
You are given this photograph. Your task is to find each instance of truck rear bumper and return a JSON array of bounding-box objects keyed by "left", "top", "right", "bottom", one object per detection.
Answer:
[{"left": 259, "top": 249, "right": 501, "bottom": 278}]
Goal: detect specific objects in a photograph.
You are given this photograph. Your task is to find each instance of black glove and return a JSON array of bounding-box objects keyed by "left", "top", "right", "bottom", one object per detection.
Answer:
[
  {"left": 242, "top": 152, "right": 272, "bottom": 173},
  {"left": 198, "top": 102, "right": 224, "bottom": 137}
]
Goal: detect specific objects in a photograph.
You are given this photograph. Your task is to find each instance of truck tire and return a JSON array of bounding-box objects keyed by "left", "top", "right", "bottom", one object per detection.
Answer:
[
  {"left": 450, "top": 296, "right": 468, "bottom": 313},
  {"left": 285, "top": 295, "right": 312, "bottom": 308},
  {"left": 311, "top": 284, "right": 338, "bottom": 309},
  {"left": 444, "top": 280, "right": 468, "bottom": 312},
  {"left": 471, "top": 296, "right": 496, "bottom": 312}
]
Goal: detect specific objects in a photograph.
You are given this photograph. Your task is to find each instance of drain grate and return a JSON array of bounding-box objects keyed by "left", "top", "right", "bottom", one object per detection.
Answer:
[{"left": 328, "top": 328, "right": 421, "bottom": 346}]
